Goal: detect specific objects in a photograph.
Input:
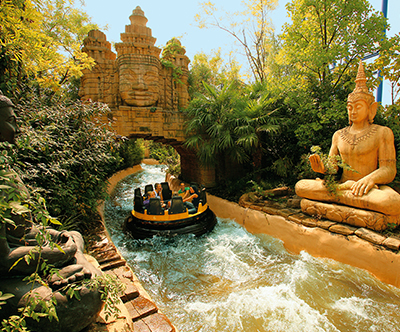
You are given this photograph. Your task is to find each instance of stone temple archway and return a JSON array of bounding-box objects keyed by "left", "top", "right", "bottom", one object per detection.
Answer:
[
  {"left": 79, "top": 6, "right": 215, "bottom": 186},
  {"left": 127, "top": 134, "right": 215, "bottom": 187}
]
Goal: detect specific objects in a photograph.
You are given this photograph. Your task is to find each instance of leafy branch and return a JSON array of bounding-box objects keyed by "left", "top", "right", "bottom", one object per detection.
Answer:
[{"left": 310, "top": 145, "right": 356, "bottom": 197}]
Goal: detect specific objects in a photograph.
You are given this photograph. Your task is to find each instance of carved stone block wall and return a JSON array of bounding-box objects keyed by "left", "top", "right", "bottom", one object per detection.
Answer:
[
  {"left": 113, "top": 107, "right": 186, "bottom": 142},
  {"left": 80, "top": 7, "right": 214, "bottom": 186},
  {"left": 80, "top": 6, "right": 190, "bottom": 118}
]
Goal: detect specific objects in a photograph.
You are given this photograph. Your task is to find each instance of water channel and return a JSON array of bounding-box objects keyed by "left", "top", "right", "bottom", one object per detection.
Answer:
[{"left": 103, "top": 164, "right": 400, "bottom": 332}]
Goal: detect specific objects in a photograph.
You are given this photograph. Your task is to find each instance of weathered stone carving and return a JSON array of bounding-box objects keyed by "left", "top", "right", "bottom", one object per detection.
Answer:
[
  {"left": 79, "top": 6, "right": 190, "bottom": 141},
  {"left": 295, "top": 60, "right": 400, "bottom": 231},
  {"left": 80, "top": 7, "right": 218, "bottom": 187},
  {"left": 80, "top": 29, "right": 117, "bottom": 107},
  {"left": 115, "top": 6, "right": 161, "bottom": 107},
  {"left": 0, "top": 93, "right": 104, "bottom": 332},
  {"left": 300, "top": 199, "right": 399, "bottom": 231}
]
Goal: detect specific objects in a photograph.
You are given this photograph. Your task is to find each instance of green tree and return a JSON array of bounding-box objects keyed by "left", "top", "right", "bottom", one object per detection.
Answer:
[
  {"left": 195, "top": 0, "right": 278, "bottom": 82},
  {"left": 185, "top": 81, "right": 248, "bottom": 167},
  {"left": 0, "top": 143, "right": 124, "bottom": 331},
  {"left": 235, "top": 81, "right": 281, "bottom": 169},
  {"left": 115, "top": 138, "right": 144, "bottom": 171},
  {"left": 185, "top": 80, "right": 283, "bottom": 184},
  {"left": 188, "top": 49, "right": 242, "bottom": 98},
  {"left": 148, "top": 141, "right": 181, "bottom": 176},
  {"left": 374, "top": 34, "right": 400, "bottom": 105},
  {"left": 277, "top": 0, "right": 389, "bottom": 152},
  {"left": 280, "top": 0, "right": 387, "bottom": 90},
  {"left": 0, "top": 0, "right": 97, "bottom": 101}
]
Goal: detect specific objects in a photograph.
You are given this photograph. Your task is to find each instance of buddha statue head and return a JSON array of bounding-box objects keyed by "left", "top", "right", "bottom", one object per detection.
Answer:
[
  {"left": 347, "top": 60, "right": 378, "bottom": 125},
  {"left": 116, "top": 6, "right": 161, "bottom": 107},
  {"left": 0, "top": 93, "right": 19, "bottom": 144}
]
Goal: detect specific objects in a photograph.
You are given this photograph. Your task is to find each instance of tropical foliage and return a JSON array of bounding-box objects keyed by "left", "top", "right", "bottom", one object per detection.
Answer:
[
  {"left": 0, "top": 140, "right": 125, "bottom": 330},
  {"left": 187, "top": 0, "right": 400, "bottom": 190},
  {"left": 148, "top": 141, "right": 181, "bottom": 176},
  {"left": 12, "top": 97, "right": 143, "bottom": 230},
  {"left": 374, "top": 34, "right": 400, "bottom": 105},
  {"left": 280, "top": 0, "right": 387, "bottom": 89},
  {"left": 0, "top": 0, "right": 97, "bottom": 102},
  {"left": 185, "top": 80, "right": 286, "bottom": 183},
  {"left": 185, "top": 81, "right": 248, "bottom": 166},
  {"left": 114, "top": 138, "right": 144, "bottom": 171},
  {"left": 188, "top": 49, "right": 242, "bottom": 98},
  {"left": 277, "top": 0, "right": 389, "bottom": 151}
]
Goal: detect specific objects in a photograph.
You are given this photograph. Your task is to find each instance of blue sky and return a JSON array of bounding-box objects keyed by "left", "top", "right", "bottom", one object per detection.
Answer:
[{"left": 79, "top": 0, "right": 400, "bottom": 105}]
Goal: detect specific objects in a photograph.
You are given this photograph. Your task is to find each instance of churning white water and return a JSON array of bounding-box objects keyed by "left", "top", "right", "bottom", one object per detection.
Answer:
[{"left": 103, "top": 164, "right": 400, "bottom": 332}]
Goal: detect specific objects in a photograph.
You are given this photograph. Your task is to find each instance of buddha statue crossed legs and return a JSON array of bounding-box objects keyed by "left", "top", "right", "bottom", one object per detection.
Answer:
[{"left": 295, "top": 61, "right": 400, "bottom": 231}]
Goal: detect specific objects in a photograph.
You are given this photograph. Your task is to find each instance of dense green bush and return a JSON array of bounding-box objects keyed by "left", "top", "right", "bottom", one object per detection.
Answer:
[
  {"left": 114, "top": 138, "right": 144, "bottom": 170},
  {"left": 148, "top": 141, "right": 180, "bottom": 176},
  {"left": 0, "top": 98, "right": 129, "bottom": 330},
  {"left": 208, "top": 169, "right": 281, "bottom": 202},
  {"left": 13, "top": 98, "right": 139, "bottom": 230}
]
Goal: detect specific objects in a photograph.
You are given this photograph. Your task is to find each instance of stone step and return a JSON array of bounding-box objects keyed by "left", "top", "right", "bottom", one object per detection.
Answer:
[
  {"left": 92, "top": 247, "right": 117, "bottom": 258},
  {"left": 100, "top": 259, "right": 127, "bottom": 271},
  {"left": 131, "top": 313, "right": 176, "bottom": 332},
  {"left": 120, "top": 282, "right": 140, "bottom": 303},
  {"left": 103, "top": 263, "right": 141, "bottom": 302},
  {"left": 97, "top": 252, "right": 122, "bottom": 265},
  {"left": 125, "top": 295, "right": 158, "bottom": 322},
  {"left": 141, "top": 313, "right": 176, "bottom": 332},
  {"left": 88, "top": 230, "right": 178, "bottom": 332},
  {"left": 91, "top": 242, "right": 114, "bottom": 253}
]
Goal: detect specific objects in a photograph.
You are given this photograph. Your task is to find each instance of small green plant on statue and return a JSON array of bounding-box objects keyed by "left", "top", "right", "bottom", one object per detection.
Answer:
[
  {"left": 0, "top": 146, "right": 125, "bottom": 331},
  {"left": 310, "top": 146, "right": 356, "bottom": 197}
]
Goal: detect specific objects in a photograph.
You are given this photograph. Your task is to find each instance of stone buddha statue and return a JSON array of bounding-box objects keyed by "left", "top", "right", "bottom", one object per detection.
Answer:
[
  {"left": 295, "top": 60, "right": 400, "bottom": 231},
  {"left": 0, "top": 93, "right": 104, "bottom": 331}
]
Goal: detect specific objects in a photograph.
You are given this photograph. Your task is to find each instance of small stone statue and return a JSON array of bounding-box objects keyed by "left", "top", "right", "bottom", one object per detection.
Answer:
[
  {"left": 295, "top": 60, "right": 400, "bottom": 231},
  {"left": 0, "top": 93, "right": 104, "bottom": 332}
]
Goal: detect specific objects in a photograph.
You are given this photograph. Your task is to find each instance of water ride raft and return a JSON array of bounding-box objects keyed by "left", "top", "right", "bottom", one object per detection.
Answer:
[{"left": 124, "top": 182, "right": 217, "bottom": 239}]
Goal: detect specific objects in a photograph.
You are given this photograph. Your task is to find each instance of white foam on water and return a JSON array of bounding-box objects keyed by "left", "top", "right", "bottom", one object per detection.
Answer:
[
  {"left": 330, "top": 296, "right": 400, "bottom": 331},
  {"left": 203, "top": 228, "right": 270, "bottom": 283},
  {"left": 184, "top": 284, "right": 338, "bottom": 332},
  {"left": 104, "top": 164, "right": 400, "bottom": 332},
  {"left": 332, "top": 296, "right": 373, "bottom": 320}
]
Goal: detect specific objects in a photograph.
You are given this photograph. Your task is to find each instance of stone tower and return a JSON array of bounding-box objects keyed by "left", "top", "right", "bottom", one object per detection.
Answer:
[
  {"left": 79, "top": 30, "right": 117, "bottom": 107},
  {"left": 79, "top": 6, "right": 190, "bottom": 113}
]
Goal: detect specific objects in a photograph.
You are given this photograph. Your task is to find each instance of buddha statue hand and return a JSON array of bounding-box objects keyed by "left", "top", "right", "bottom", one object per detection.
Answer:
[
  {"left": 349, "top": 177, "right": 379, "bottom": 197},
  {"left": 309, "top": 154, "right": 325, "bottom": 174},
  {"left": 337, "top": 179, "right": 379, "bottom": 195},
  {"left": 337, "top": 180, "right": 355, "bottom": 191}
]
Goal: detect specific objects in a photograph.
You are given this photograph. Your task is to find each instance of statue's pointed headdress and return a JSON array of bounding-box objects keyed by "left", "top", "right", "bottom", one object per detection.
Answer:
[{"left": 347, "top": 60, "right": 375, "bottom": 105}]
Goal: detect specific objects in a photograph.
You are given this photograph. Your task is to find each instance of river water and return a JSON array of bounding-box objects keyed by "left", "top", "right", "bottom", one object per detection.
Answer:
[{"left": 103, "top": 164, "right": 400, "bottom": 332}]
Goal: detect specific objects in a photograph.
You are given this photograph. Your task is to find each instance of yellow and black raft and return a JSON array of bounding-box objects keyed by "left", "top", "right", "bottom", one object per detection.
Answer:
[{"left": 124, "top": 183, "right": 217, "bottom": 239}]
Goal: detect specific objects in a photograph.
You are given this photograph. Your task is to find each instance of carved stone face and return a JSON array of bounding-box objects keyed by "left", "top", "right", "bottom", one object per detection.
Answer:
[
  {"left": 119, "top": 63, "right": 159, "bottom": 107},
  {"left": 347, "top": 100, "right": 369, "bottom": 124},
  {"left": 347, "top": 99, "right": 377, "bottom": 126},
  {"left": 0, "top": 106, "right": 19, "bottom": 144}
]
